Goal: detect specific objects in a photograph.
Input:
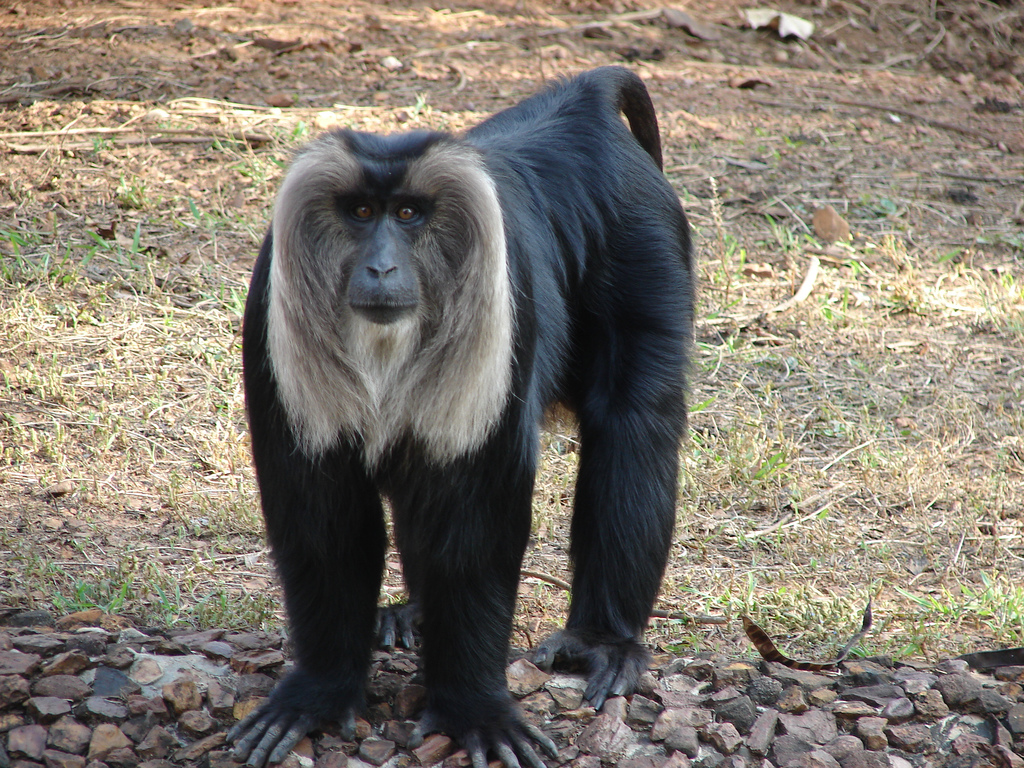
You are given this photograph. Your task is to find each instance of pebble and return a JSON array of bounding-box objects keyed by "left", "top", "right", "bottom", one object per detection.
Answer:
[{"left": 2, "top": 620, "right": 1022, "bottom": 768}]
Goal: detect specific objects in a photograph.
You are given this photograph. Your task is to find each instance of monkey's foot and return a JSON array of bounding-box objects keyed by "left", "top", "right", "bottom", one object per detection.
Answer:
[
  {"left": 409, "top": 706, "right": 558, "bottom": 768},
  {"left": 376, "top": 601, "right": 420, "bottom": 649},
  {"left": 532, "top": 629, "right": 650, "bottom": 710},
  {"left": 226, "top": 670, "right": 358, "bottom": 768}
]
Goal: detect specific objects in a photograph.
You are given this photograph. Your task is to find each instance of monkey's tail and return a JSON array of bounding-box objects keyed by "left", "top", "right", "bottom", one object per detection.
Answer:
[{"left": 583, "top": 66, "right": 664, "bottom": 171}]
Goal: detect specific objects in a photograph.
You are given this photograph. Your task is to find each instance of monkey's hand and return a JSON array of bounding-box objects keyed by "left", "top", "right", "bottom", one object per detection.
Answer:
[
  {"left": 533, "top": 629, "right": 650, "bottom": 710},
  {"left": 226, "top": 669, "right": 358, "bottom": 768},
  {"left": 376, "top": 601, "right": 420, "bottom": 649},
  {"left": 409, "top": 702, "right": 558, "bottom": 768}
]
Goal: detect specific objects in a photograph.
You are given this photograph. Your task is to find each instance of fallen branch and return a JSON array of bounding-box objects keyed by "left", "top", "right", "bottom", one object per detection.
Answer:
[
  {"left": 767, "top": 255, "right": 820, "bottom": 314},
  {"left": 2, "top": 132, "right": 273, "bottom": 154}
]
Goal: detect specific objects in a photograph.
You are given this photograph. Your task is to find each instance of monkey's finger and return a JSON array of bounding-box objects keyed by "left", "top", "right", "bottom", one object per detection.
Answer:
[
  {"left": 464, "top": 732, "right": 489, "bottom": 768},
  {"left": 510, "top": 729, "right": 549, "bottom": 768},
  {"left": 339, "top": 710, "right": 357, "bottom": 741},
  {"left": 247, "top": 715, "right": 296, "bottom": 768},
  {"left": 494, "top": 739, "right": 522, "bottom": 768},
  {"left": 232, "top": 714, "right": 273, "bottom": 761},
  {"left": 267, "top": 714, "right": 315, "bottom": 765},
  {"left": 584, "top": 657, "right": 617, "bottom": 709},
  {"left": 227, "top": 707, "right": 266, "bottom": 745},
  {"left": 610, "top": 657, "right": 643, "bottom": 697},
  {"left": 408, "top": 711, "right": 439, "bottom": 749},
  {"left": 519, "top": 721, "right": 558, "bottom": 758},
  {"left": 397, "top": 611, "right": 417, "bottom": 649},
  {"left": 379, "top": 613, "right": 397, "bottom": 649}
]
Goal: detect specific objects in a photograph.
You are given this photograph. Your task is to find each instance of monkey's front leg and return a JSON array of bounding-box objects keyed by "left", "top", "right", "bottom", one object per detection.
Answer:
[{"left": 534, "top": 408, "right": 681, "bottom": 710}]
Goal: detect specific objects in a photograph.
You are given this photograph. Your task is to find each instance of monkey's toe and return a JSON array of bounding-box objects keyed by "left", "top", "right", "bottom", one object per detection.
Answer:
[
  {"left": 533, "top": 629, "right": 650, "bottom": 710},
  {"left": 376, "top": 601, "right": 420, "bottom": 649}
]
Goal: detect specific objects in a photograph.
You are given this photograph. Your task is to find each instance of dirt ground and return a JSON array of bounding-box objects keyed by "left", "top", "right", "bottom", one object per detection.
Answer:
[{"left": 1, "top": 0, "right": 1023, "bottom": 663}]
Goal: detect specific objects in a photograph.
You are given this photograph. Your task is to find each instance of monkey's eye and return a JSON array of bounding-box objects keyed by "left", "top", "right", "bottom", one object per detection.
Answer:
[
  {"left": 351, "top": 204, "right": 374, "bottom": 220},
  {"left": 395, "top": 205, "right": 418, "bottom": 221}
]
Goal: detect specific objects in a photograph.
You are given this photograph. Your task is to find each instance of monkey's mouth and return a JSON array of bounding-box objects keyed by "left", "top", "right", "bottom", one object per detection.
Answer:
[{"left": 350, "top": 301, "right": 417, "bottom": 325}]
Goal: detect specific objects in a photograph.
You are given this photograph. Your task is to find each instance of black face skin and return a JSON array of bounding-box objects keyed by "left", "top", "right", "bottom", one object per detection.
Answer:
[
  {"left": 234, "top": 66, "right": 695, "bottom": 768},
  {"left": 342, "top": 197, "right": 425, "bottom": 324}
]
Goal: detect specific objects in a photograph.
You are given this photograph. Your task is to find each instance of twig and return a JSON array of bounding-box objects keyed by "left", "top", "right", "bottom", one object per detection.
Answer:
[
  {"left": 767, "top": 256, "right": 820, "bottom": 313},
  {"left": 832, "top": 96, "right": 1002, "bottom": 145},
  {"left": 521, "top": 569, "right": 571, "bottom": 591},
  {"left": 3, "top": 133, "right": 273, "bottom": 154}
]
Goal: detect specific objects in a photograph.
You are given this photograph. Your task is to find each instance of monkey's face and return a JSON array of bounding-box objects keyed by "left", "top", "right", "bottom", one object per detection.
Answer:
[{"left": 340, "top": 197, "right": 428, "bottom": 325}]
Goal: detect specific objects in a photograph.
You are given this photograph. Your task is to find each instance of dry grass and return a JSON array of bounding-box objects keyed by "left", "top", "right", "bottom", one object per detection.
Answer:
[{"left": 2, "top": 90, "right": 1023, "bottom": 662}]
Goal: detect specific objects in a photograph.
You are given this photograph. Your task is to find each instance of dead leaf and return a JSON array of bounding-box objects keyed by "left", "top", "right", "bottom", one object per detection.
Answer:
[
  {"left": 662, "top": 8, "right": 722, "bottom": 41},
  {"left": 743, "top": 9, "right": 814, "bottom": 41},
  {"left": 252, "top": 37, "right": 300, "bottom": 52},
  {"left": 812, "top": 205, "right": 850, "bottom": 242},
  {"left": 43, "top": 479, "right": 77, "bottom": 497},
  {"left": 743, "top": 263, "right": 774, "bottom": 279},
  {"left": 728, "top": 74, "right": 773, "bottom": 89}
]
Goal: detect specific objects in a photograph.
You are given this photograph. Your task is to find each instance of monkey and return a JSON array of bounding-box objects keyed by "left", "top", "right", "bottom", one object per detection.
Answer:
[{"left": 229, "top": 66, "right": 694, "bottom": 768}]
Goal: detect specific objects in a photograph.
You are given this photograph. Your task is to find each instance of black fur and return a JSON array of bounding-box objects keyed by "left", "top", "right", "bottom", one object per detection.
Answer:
[{"left": 236, "top": 66, "right": 693, "bottom": 767}]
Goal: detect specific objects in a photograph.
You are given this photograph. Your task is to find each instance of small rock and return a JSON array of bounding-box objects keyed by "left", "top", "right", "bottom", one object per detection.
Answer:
[
  {"left": 135, "top": 728, "right": 176, "bottom": 761},
  {"left": 13, "top": 635, "right": 66, "bottom": 656},
  {"left": 1007, "top": 703, "right": 1024, "bottom": 734},
  {"left": 912, "top": 688, "right": 949, "bottom": 719},
  {"left": 171, "top": 732, "right": 225, "bottom": 762},
  {"left": 87, "top": 724, "right": 131, "bottom": 760},
  {"left": 0, "top": 651, "right": 42, "bottom": 676},
  {"left": 708, "top": 722, "right": 742, "bottom": 754},
  {"left": 787, "top": 750, "right": 841, "bottom": 768},
  {"left": 203, "top": 680, "right": 233, "bottom": 719},
  {"left": 808, "top": 688, "right": 837, "bottom": 707},
  {"left": 994, "top": 666, "right": 1024, "bottom": 682},
  {"left": 313, "top": 753, "right": 349, "bottom": 768},
  {"left": 601, "top": 696, "right": 627, "bottom": 720},
  {"left": 839, "top": 685, "right": 902, "bottom": 708},
  {"left": 160, "top": 680, "right": 201, "bottom": 715},
  {"left": 92, "top": 668, "right": 139, "bottom": 699},
  {"left": 713, "top": 662, "right": 759, "bottom": 690},
  {"left": 777, "top": 685, "right": 809, "bottom": 713},
  {"left": 780, "top": 709, "right": 838, "bottom": 745},
  {"left": 831, "top": 702, "right": 877, "bottom": 718},
  {"left": 178, "top": 710, "right": 214, "bottom": 736},
  {"left": 199, "top": 642, "right": 233, "bottom": 661},
  {"left": 411, "top": 733, "right": 453, "bottom": 765},
  {"left": 935, "top": 659, "right": 970, "bottom": 674},
  {"left": 626, "top": 694, "right": 662, "bottom": 725},
  {"left": 880, "top": 697, "right": 914, "bottom": 722},
  {"left": 0, "top": 674, "right": 31, "bottom": 707},
  {"left": 105, "top": 745, "right": 139, "bottom": 767},
  {"left": 393, "top": 683, "right": 426, "bottom": 718},
  {"left": 837, "top": 751, "right": 888, "bottom": 768},
  {"left": 380, "top": 56, "right": 403, "bottom": 71},
  {"left": 9, "top": 725, "right": 49, "bottom": 760},
  {"left": 47, "top": 717, "right": 92, "bottom": 755},
  {"left": 934, "top": 673, "right": 982, "bottom": 708},
  {"left": 546, "top": 675, "right": 586, "bottom": 710},
  {"left": 748, "top": 676, "right": 783, "bottom": 705},
  {"left": 42, "top": 652, "right": 92, "bottom": 677},
  {"left": 883, "top": 724, "right": 932, "bottom": 753},
  {"left": 854, "top": 717, "right": 887, "bottom": 751},
  {"left": 265, "top": 93, "right": 294, "bottom": 109},
  {"left": 101, "top": 647, "right": 134, "bottom": 671},
  {"left": 42, "top": 749, "right": 87, "bottom": 768},
  {"left": 972, "top": 688, "right": 1012, "bottom": 715},
  {"left": 746, "top": 709, "right": 778, "bottom": 756},
  {"left": 839, "top": 661, "right": 891, "bottom": 687},
  {"left": 129, "top": 659, "right": 163, "bottom": 686},
  {"left": 356, "top": 737, "right": 393, "bottom": 766},
  {"left": 381, "top": 720, "right": 416, "bottom": 748},
  {"left": 714, "top": 695, "right": 757, "bottom": 734},
  {"left": 33, "top": 675, "right": 92, "bottom": 701},
  {"left": 822, "top": 735, "right": 862, "bottom": 761},
  {"left": 506, "top": 659, "right": 550, "bottom": 697},
  {"left": 75, "top": 696, "right": 128, "bottom": 723},
  {"left": 8, "top": 610, "right": 55, "bottom": 627},
  {"left": 234, "top": 673, "right": 275, "bottom": 701},
  {"left": 576, "top": 714, "right": 634, "bottom": 759},
  {"left": 28, "top": 697, "right": 73, "bottom": 722},
  {"left": 65, "top": 633, "right": 107, "bottom": 657},
  {"left": 772, "top": 734, "right": 815, "bottom": 765},
  {"left": 229, "top": 650, "right": 284, "bottom": 675},
  {"left": 652, "top": 707, "right": 712, "bottom": 739}
]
